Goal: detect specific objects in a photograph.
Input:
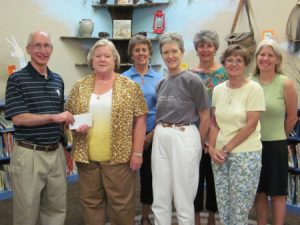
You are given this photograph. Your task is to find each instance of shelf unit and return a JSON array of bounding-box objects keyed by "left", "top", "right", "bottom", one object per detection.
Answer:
[
  {"left": 0, "top": 174, "right": 79, "bottom": 201},
  {"left": 61, "top": 2, "right": 169, "bottom": 72},
  {"left": 286, "top": 109, "right": 300, "bottom": 214},
  {"left": 60, "top": 36, "right": 161, "bottom": 70}
]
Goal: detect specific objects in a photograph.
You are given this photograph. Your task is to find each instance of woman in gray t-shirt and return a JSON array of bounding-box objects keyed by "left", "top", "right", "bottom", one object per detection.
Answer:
[{"left": 151, "top": 32, "right": 210, "bottom": 225}]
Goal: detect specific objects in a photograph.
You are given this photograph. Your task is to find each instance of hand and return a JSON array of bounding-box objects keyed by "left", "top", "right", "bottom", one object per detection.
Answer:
[
  {"left": 144, "top": 132, "right": 153, "bottom": 149},
  {"left": 75, "top": 124, "right": 89, "bottom": 135},
  {"left": 130, "top": 153, "right": 143, "bottom": 171},
  {"left": 53, "top": 111, "right": 74, "bottom": 125},
  {"left": 209, "top": 147, "right": 227, "bottom": 165},
  {"left": 203, "top": 142, "right": 209, "bottom": 153}
]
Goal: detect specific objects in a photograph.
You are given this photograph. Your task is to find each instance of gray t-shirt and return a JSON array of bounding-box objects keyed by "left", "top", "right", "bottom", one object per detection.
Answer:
[{"left": 156, "top": 70, "right": 210, "bottom": 124}]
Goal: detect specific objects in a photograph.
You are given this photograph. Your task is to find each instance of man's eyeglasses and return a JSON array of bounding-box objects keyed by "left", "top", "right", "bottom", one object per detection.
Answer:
[{"left": 29, "top": 43, "right": 52, "bottom": 50}]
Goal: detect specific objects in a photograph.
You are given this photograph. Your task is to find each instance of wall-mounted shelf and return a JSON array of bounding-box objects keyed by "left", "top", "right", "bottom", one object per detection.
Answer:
[
  {"left": 92, "top": 2, "right": 170, "bottom": 20},
  {"left": 74, "top": 62, "right": 161, "bottom": 69},
  {"left": 0, "top": 156, "right": 10, "bottom": 162},
  {"left": 0, "top": 100, "right": 5, "bottom": 108},
  {"left": 286, "top": 109, "right": 300, "bottom": 214},
  {"left": 61, "top": 36, "right": 161, "bottom": 71},
  {"left": 61, "top": 2, "right": 168, "bottom": 73},
  {"left": 60, "top": 36, "right": 159, "bottom": 41},
  {"left": 0, "top": 190, "right": 13, "bottom": 201},
  {"left": 0, "top": 128, "right": 14, "bottom": 133}
]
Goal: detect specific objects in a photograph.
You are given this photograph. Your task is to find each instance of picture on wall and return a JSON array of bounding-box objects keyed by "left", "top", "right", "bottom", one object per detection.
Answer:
[
  {"left": 113, "top": 20, "right": 132, "bottom": 39},
  {"left": 262, "top": 30, "right": 275, "bottom": 40}
]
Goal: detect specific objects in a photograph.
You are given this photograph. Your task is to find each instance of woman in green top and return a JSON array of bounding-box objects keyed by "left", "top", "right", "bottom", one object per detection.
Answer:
[{"left": 253, "top": 39, "right": 298, "bottom": 225}]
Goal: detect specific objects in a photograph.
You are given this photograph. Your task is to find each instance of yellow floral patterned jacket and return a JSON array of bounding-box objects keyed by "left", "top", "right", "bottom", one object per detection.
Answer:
[{"left": 65, "top": 74, "right": 148, "bottom": 164}]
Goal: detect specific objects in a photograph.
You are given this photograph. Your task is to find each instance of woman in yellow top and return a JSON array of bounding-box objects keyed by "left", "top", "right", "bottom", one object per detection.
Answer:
[
  {"left": 65, "top": 39, "right": 147, "bottom": 225},
  {"left": 209, "top": 45, "right": 265, "bottom": 225}
]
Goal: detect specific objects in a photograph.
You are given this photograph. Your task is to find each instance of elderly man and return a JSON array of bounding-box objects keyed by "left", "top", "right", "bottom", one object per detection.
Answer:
[{"left": 5, "top": 31, "right": 74, "bottom": 225}]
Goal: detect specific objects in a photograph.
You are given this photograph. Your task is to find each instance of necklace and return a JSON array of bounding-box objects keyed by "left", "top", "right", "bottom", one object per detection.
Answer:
[{"left": 227, "top": 88, "right": 233, "bottom": 105}]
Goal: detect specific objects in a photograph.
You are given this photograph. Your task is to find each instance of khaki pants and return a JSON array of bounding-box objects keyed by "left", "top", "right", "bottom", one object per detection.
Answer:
[
  {"left": 10, "top": 144, "right": 67, "bottom": 225},
  {"left": 76, "top": 161, "right": 136, "bottom": 225}
]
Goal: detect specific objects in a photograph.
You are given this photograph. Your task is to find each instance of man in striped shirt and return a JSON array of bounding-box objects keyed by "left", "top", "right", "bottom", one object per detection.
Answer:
[{"left": 5, "top": 31, "right": 74, "bottom": 225}]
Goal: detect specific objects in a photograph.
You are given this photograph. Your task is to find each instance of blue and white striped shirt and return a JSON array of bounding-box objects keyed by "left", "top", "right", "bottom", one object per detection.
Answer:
[{"left": 5, "top": 63, "right": 64, "bottom": 145}]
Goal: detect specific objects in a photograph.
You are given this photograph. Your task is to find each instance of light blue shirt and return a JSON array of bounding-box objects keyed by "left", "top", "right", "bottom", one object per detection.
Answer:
[{"left": 123, "top": 66, "right": 162, "bottom": 132}]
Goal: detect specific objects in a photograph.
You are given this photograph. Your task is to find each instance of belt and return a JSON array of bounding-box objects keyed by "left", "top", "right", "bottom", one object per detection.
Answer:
[
  {"left": 160, "top": 122, "right": 192, "bottom": 131},
  {"left": 16, "top": 141, "right": 59, "bottom": 152}
]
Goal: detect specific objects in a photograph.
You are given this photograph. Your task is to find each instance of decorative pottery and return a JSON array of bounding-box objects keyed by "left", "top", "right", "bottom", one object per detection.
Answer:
[
  {"left": 79, "top": 19, "right": 94, "bottom": 37},
  {"left": 98, "top": 31, "right": 110, "bottom": 39}
]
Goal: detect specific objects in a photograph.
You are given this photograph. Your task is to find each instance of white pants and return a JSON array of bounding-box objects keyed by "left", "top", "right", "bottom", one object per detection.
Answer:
[{"left": 151, "top": 124, "right": 201, "bottom": 225}]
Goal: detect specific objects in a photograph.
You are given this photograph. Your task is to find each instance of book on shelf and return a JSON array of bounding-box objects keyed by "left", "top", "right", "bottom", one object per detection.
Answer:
[
  {"left": 0, "top": 137, "right": 3, "bottom": 158},
  {"left": 0, "top": 113, "right": 13, "bottom": 130},
  {"left": 287, "top": 144, "right": 300, "bottom": 169},
  {"left": 65, "top": 149, "right": 77, "bottom": 176},
  {"left": 297, "top": 175, "right": 300, "bottom": 204},
  {"left": 288, "top": 145, "right": 295, "bottom": 168},
  {"left": 296, "top": 144, "right": 300, "bottom": 167},
  {"left": 0, "top": 164, "right": 12, "bottom": 192},
  {"left": 2, "top": 132, "right": 14, "bottom": 157}
]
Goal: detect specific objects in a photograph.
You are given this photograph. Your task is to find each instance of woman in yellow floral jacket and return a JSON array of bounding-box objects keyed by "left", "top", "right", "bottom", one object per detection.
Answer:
[{"left": 65, "top": 39, "right": 147, "bottom": 225}]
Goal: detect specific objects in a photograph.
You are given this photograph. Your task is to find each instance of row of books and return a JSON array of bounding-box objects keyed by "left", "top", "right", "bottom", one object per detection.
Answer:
[
  {"left": 0, "top": 132, "right": 14, "bottom": 158},
  {"left": 287, "top": 173, "right": 300, "bottom": 205},
  {"left": 0, "top": 150, "right": 77, "bottom": 194},
  {"left": 65, "top": 149, "right": 77, "bottom": 176},
  {"left": 0, "top": 164, "right": 12, "bottom": 192},
  {"left": 0, "top": 113, "right": 13, "bottom": 130},
  {"left": 288, "top": 144, "right": 300, "bottom": 169}
]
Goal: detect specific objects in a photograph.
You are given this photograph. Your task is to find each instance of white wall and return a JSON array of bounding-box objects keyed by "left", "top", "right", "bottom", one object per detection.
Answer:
[{"left": 0, "top": 0, "right": 299, "bottom": 102}]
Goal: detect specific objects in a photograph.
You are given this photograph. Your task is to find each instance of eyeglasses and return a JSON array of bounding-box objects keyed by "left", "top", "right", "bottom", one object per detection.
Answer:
[
  {"left": 29, "top": 43, "right": 52, "bottom": 51},
  {"left": 225, "top": 58, "right": 245, "bottom": 65}
]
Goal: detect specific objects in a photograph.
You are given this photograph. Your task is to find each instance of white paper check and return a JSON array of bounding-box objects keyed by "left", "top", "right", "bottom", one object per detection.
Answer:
[{"left": 69, "top": 113, "right": 92, "bottom": 130}]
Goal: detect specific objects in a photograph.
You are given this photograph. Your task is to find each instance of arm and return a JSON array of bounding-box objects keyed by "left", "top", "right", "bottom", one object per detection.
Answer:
[
  {"left": 12, "top": 112, "right": 74, "bottom": 127},
  {"left": 130, "top": 114, "right": 147, "bottom": 171},
  {"left": 208, "top": 109, "right": 226, "bottom": 164},
  {"left": 198, "top": 108, "right": 210, "bottom": 145},
  {"left": 283, "top": 79, "right": 298, "bottom": 136},
  {"left": 223, "top": 111, "right": 261, "bottom": 152}
]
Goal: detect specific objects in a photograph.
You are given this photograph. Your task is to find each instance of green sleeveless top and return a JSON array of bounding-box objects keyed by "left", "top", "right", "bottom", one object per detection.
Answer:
[{"left": 253, "top": 74, "right": 287, "bottom": 141}]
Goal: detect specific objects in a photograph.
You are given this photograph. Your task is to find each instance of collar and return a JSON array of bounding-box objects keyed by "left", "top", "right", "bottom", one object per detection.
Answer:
[
  {"left": 27, "top": 62, "right": 54, "bottom": 80},
  {"left": 127, "top": 66, "right": 155, "bottom": 78}
]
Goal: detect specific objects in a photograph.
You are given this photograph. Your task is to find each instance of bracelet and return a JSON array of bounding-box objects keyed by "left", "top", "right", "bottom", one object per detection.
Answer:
[
  {"left": 133, "top": 152, "right": 143, "bottom": 157},
  {"left": 222, "top": 145, "right": 229, "bottom": 155}
]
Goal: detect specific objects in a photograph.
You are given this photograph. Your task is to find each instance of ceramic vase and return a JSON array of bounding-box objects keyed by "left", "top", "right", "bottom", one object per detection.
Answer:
[{"left": 79, "top": 19, "right": 94, "bottom": 37}]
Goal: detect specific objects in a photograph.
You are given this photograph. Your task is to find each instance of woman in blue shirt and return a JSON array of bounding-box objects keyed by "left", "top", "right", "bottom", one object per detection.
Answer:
[{"left": 123, "top": 34, "right": 162, "bottom": 225}]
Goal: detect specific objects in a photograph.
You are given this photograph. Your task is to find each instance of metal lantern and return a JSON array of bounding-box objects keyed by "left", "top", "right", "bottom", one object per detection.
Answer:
[{"left": 153, "top": 10, "right": 165, "bottom": 34}]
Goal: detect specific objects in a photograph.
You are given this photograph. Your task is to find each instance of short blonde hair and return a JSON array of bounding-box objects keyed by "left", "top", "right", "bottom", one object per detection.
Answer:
[{"left": 87, "top": 39, "right": 121, "bottom": 70}]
